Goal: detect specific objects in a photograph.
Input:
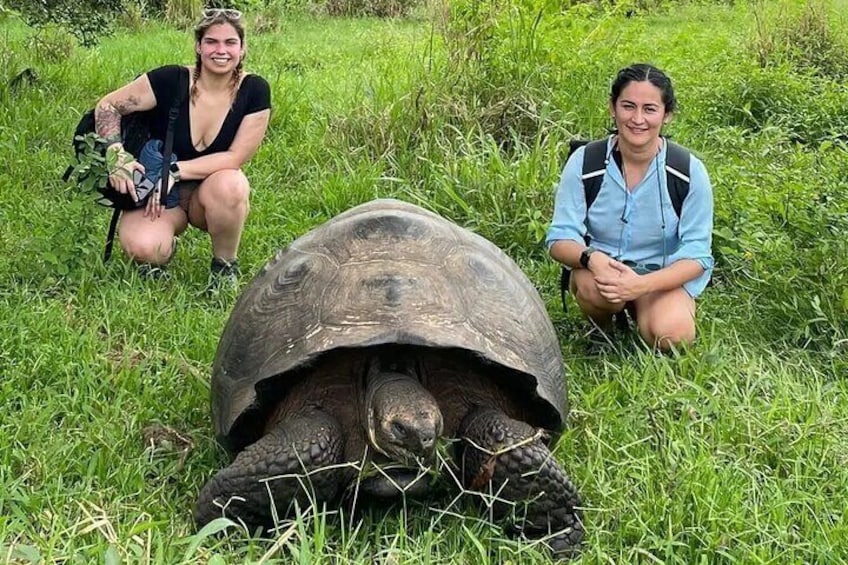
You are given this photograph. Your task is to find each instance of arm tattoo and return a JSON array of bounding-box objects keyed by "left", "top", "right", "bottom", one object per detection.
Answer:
[
  {"left": 95, "top": 96, "right": 141, "bottom": 141},
  {"left": 114, "top": 95, "right": 141, "bottom": 114},
  {"left": 95, "top": 103, "right": 122, "bottom": 141}
]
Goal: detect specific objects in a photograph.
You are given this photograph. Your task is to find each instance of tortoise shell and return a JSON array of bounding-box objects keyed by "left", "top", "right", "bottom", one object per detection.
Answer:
[{"left": 211, "top": 198, "right": 566, "bottom": 453}]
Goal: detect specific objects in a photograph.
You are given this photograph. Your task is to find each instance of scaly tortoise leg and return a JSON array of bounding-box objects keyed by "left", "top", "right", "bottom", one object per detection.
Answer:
[
  {"left": 457, "top": 407, "right": 584, "bottom": 556},
  {"left": 195, "top": 410, "right": 345, "bottom": 530}
]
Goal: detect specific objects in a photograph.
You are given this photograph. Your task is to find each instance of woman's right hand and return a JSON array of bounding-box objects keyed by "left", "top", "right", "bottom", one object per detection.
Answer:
[
  {"left": 143, "top": 174, "right": 174, "bottom": 220},
  {"left": 107, "top": 144, "right": 145, "bottom": 202}
]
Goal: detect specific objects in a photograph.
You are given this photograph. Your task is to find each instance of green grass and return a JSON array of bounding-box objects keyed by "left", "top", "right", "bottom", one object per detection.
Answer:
[{"left": 2, "top": 1, "right": 848, "bottom": 563}]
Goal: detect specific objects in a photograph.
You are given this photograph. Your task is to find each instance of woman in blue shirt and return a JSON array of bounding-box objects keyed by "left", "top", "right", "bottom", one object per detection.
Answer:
[{"left": 547, "top": 64, "right": 714, "bottom": 351}]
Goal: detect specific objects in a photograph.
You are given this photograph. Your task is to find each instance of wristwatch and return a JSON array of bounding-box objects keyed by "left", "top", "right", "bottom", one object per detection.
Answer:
[
  {"left": 169, "top": 162, "right": 181, "bottom": 182},
  {"left": 579, "top": 247, "right": 596, "bottom": 269}
]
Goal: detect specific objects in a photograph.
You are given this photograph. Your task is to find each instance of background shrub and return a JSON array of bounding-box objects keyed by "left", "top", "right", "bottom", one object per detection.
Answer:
[
  {"left": 322, "top": 0, "right": 421, "bottom": 17},
  {"left": 751, "top": 0, "right": 848, "bottom": 81},
  {"left": 164, "top": 0, "right": 203, "bottom": 26},
  {"left": 10, "top": 0, "right": 122, "bottom": 45}
]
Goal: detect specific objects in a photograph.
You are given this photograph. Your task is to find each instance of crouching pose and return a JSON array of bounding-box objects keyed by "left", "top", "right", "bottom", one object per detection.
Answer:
[
  {"left": 548, "top": 63, "right": 714, "bottom": 351},
  {"left": 93, "top": 9, "right": 271, "bottom": 289}
]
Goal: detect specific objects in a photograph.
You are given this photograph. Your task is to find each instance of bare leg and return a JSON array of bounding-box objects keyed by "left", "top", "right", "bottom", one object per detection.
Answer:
[
  {"left": 118, "top": 207, "right": 187, "bottom": 264},
  {"left": 632, "top": 287, "right": 696, "bottom": 351},
  {"left": 571, "top": 268, "right": 625, "bottom": 331},
  {"left": 188, "top": 169, "right": 250, "bottom": 261}
]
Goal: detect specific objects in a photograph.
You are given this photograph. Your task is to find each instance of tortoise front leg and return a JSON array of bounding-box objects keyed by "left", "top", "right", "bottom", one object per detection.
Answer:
[
  {"left": 195, "top": 410, "right": 345, "bottom": 530},
  {"left": 457, "top": 407, "right": 584, "bottom": 556}
]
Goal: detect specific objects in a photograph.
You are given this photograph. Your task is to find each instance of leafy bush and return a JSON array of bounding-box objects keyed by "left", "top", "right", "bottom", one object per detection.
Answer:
[
  {"left": 164, "top": 0, "right": 202, "bottom": 27},
  {"left": 326, "top": 0, "right": 579, "bottom": 159},
  {"left": 25, "top": 23, "right": 76, "bottom": 64},
  {"left": 12, "top": 0, "right": 122, "bottom": 45},
  {"left": 693, "top": 64, "right": 848, "bottom": 145},
  {"left": 703, "top": 125, "right": 848, "bottom": 350},
  {"left": 322, "top": 0, "right": 421, "bottom": 18},
  {"left": 751, "top": 0, "right": 848, "bottom": 81}
]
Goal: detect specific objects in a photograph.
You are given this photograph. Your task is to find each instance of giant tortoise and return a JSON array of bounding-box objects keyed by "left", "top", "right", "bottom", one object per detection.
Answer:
[{"left": 195, "top": 198, "right": 583, "bottom": 553}]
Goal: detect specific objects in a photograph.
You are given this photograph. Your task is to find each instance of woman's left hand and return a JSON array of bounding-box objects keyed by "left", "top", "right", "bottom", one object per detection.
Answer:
[
  {"left": 594, "top": 259, "right": 648, "bottom": 303},
  {"left": 144, "top": 175, "right": 175, "bottom": 220}
]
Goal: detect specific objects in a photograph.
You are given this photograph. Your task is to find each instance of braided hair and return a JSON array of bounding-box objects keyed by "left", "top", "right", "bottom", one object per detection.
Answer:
[{"left": 190, "top": 56, "right": 243, "bottom": 105}]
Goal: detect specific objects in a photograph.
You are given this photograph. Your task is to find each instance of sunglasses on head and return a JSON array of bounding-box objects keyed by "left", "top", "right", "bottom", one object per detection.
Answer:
[{"left": 202, "top": 8, "right": 242, "bottom": 20}]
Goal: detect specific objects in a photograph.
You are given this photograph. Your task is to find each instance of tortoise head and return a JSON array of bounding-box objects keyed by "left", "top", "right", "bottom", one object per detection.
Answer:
[{"left": 365, "top": 369, "right": 443, "bottom": 465}]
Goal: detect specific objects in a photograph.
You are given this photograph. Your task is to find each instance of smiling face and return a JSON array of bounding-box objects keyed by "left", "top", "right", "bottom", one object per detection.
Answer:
[
  {"left": 610, "top": 80, "right": 671, "bottom": 152},
  {"left": 195, "top": 22, "right": 244, "bottom": 76}
]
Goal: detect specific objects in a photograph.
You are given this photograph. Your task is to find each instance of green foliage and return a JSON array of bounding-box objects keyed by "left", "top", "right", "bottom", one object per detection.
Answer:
[
  {"left": 323, "top": 0, "right": 579, "bottom": 190},
  {"left": 700, "top": 64, "right": 848, "bottom": 145},
  {"left": 706, "top": 131, "right": 848, "bottom": 350},
  {"left": 249, "top": 0, "right": 293, "bottom": 34},
  {"left": 322, "top": 0, "right": 421, "bottom": 18},
  {"left": 164, "top": 0, "right": 202, "bottom": 27},
  {"left": 117, "top": 0, "right": 147, "bottom": 31},
  {"left": 2, "top": 2, "right": 848, "bottom": 563},
  {"left": 11, "top": 0, "right": 123, "bottom": 45},
  {"left": 67, "top": 131, "right": 125, "bottom": 196},
  {"left": 25, "top": 23, "right": 77, "bottom": 63},
  {"left": 751, "top": 0, "right": 848, "bottom": 81},
  {"left": 436, "top": 0, "right": 563, "bottom": 142}
]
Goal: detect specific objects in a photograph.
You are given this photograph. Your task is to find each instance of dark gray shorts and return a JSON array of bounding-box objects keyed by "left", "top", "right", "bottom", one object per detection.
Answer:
[{"left": 164, "top": 180, "right": 201, "bottom": 211}]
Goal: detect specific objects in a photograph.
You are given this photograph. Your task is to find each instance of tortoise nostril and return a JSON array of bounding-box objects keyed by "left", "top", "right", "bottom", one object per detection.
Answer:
[{"left": 420, "top": 434, "right": 435, "bottom": 450}]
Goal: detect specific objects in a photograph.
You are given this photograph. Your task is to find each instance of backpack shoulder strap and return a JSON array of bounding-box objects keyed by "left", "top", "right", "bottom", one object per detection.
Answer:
[
  {"left": 158, "top": 68, "right": 189, "bottom": 205},
  {"left": 560, "top": 266, "right": 571, "bottom": 314},
  {"left": 664, "top": 140, "right": 691, "bottom": 218},
  {"left": 103, "top": 208, "right": 121, "bottom": 262},
  {"left": 559, "top": 138, "right": 608, "bottom": 313},
  {"left": 581, "top": 139, "right": 608, "bottom": 210}
]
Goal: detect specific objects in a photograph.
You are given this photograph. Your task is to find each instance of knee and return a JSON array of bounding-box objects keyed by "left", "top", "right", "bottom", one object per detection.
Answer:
[
  {"left": 201, "top": 170, "right": 250, "bottom": 210},
  {"left": 638, "top": 316, "right": 696, "bottom": 351},
  {"left": 121, "top": 235, "right": 175, "bottom": 265}
]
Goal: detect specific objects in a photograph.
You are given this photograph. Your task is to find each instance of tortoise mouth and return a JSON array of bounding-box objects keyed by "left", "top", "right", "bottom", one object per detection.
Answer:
[{"left": 358, "top": 463, "right": 433, "bottom": 499}]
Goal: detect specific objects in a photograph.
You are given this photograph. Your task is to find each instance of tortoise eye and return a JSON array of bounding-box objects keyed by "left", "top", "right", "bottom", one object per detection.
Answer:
[{"left": 391, "top": 422, "right": 406, "bottom": 439}]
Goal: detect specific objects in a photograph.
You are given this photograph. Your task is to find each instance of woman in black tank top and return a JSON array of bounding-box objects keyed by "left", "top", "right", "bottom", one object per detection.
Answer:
[{"left": 93, "top": 9, "right": 271, "bottom": 291}]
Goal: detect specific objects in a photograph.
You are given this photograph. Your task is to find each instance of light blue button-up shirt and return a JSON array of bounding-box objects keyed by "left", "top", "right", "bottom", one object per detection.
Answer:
[{"left": 546, "top": 136, "right": 714, "bottom": 297}]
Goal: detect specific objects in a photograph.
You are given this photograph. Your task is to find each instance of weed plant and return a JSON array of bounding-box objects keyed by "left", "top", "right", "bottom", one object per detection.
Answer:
[
  {"left": 1, "top": 0, "right": 848, "bottom": 562},
  {"left": 751, "top": 0, "right": 848, "bottom": 81}
]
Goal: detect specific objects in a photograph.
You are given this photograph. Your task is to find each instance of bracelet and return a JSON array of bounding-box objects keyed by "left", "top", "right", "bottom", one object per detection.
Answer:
[{"left": 103, "top": 133, "right": 122, "bottom": 146}]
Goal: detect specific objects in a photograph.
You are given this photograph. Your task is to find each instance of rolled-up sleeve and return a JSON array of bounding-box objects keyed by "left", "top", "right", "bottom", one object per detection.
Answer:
[
  {"left": 669, "top": 156, "right": 714, "bottom": 297},
  {"left": 546, "top": 149, "right": 588, "bottom": 249}
]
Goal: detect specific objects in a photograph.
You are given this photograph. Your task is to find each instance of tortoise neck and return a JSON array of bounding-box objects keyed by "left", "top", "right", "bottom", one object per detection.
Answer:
[
  {"left": 363, "top": 351, "right": 421, "bottom": 415},
  {"left": 366, "top": 347, "right": 418, "bottom": 380}
]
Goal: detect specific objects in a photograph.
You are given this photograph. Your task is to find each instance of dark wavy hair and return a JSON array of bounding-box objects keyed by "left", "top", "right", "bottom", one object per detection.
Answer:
[{"left": 610, "top": 63, "right": 677, "bottom": 113}]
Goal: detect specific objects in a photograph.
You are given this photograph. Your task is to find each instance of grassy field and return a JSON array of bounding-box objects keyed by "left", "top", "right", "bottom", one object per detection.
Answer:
[{"left": 1, "top": 0, "right": 848, "bottom": 563}]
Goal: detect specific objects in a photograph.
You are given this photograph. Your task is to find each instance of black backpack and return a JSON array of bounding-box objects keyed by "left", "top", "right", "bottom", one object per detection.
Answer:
[
  {"left": 64, "top": 70, "right": 187, "bottom": 261},
  {"left": 558, "top": 138, "right": 691, "bottom": 312}
]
